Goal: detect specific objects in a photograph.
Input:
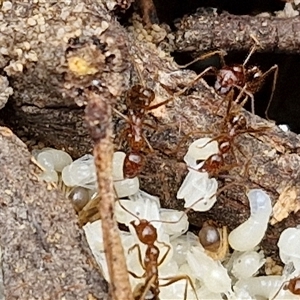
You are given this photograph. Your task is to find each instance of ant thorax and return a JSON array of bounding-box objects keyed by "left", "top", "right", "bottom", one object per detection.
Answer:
[
  {"left": 228, "top": 115, "right": 247, "bottom": 136},
  {"left": 128, "top": 112, "right": 143, "bottom": 143},
  {"left": 127, "top": 152, "right": 143, "bottom": 164},
  {"left": 126, "top": 84, "right": 155, "bottom": 111},
  {"left": 214, "top": 65, "right": 245, "bottom": 94}
]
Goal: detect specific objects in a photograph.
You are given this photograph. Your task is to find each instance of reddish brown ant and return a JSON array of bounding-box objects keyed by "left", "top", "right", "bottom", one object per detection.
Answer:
[
  {"left": 180, "top": 36, "right": 278, "bottom": 119},
  {"left": 271, "top": 275, "right": 300, "bottom": 299},
  {"left": 116, "top": 182, "right": 243, "bottom": 299},
  {"left": 184, "top": 87, "right": 266, "bottom": 178},
  {"left": 116, "top": 197, "right": 201, "bottom": 300},
  {"left": 285, "top": 276, "right": 300, "bottom": 295},
  {"left": 114, "top": 63, "right": 189, "bottom": 179}
]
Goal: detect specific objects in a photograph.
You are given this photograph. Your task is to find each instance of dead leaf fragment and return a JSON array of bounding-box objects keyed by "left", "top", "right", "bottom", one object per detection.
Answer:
[{"left": 271, "top": 186, "right": 299, "bottom": 225}]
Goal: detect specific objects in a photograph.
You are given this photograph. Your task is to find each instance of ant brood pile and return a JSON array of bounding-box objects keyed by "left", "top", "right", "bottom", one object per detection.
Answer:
[
  {"left": 33, "top": 145, "right": 300, "bottom": 300},
  {"left": 30, "top": 40, "right": 296, "bottom": 300}
]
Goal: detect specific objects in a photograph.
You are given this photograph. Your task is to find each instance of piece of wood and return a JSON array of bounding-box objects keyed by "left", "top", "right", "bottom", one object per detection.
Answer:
[
  {"left": 174, "top": 9, "right": 300, "bottom": 54},
  {"left": 0, "top": 126, "right": 108, "bottom": 300},
  {"left": 112, "top": 39, "right": 300, "bottom": 261},
  {"left": 85, "top": 91, "right": 134, "bottom": 300}
]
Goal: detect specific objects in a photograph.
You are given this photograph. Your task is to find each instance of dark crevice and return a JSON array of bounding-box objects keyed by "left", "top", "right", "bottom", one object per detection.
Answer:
[{"left": 152, "top": 0, "right": 284, "bottom": 26}]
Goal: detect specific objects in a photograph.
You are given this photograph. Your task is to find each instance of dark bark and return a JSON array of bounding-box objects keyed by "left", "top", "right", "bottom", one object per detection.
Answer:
[
  {"left": 0, "top": 0, "right": 299, "bottom": 288},
  {"left": 0, "top": 126, "right": 108, "bottom": 300},
  {"left": 174, "top": 9, "right": 300, "bottom": 54}
]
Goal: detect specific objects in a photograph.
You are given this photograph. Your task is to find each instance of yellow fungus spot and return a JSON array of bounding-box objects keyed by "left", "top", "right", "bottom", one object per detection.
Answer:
[{"left": 68, "top": 56, "right": 97, "bottom": 76}]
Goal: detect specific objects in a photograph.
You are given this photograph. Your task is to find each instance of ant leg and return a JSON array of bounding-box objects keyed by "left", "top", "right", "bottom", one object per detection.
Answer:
[
  {"left": 134, "top": 276, "right": 157, "bottom": 300},
  {"left": 243, "top": 34, "right": 261, "bottom": 66},
  {"left": 263, "top": 65, "right": 279, "bottom": 121},
  {"left": 243, "top": 44, "right": 257, "bottom": 67},
  {"left": 143, "top": 122, "right": 157, "bottom": 130},
  {"left": 131, "top": 56, "right": 146, "bottom": 88},
  {"left": 231, "top": 84, "right": 255, "bottom": 114},
  {"left": 127, "top": 270, "right": 145, "bottom": 279},
  {"left": 269, "top": 280, "right": 288, "bottom": 300},
  {"left": 147, "top": 66, "right": 218, "bottom": 112},
  {"left": 142, "top": 134, "right": 154, "bottom": 152},
  {"left": 159, "top": 275, "right": 199, "bottom": 300},
  {"left": 113, "top": 107, "right": 130, "bottom": 122},
  {"left": 214, "top": 88, "right": 236, "bottom": 115},
  {"left": 128, "top": 243, "right": 145, "bottom": 270},
  {"left": 171, "top": 129, "right": 214, "bottom": 156},
  {"left": 112, "top": 107, "right": 132, "bottom": 147},
  {"left": 156, "top": 242, "right": 171, "bottom": 267},
  {"left": 178, "top": 50, "right": 226, "bottom": 69},
  {"left": 184, "top": 66, "right": 217, "bottom": 90}
]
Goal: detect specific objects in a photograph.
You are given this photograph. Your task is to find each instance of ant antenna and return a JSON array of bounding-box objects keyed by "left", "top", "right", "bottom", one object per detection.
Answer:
[{"left": 243, "top": 35, "right": 261, "bottom": 66}]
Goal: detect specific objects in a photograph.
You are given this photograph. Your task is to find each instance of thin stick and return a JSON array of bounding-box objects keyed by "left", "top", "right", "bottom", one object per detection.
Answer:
[{"left": 85, "top": 91, "right": 133, "bottom": 300}]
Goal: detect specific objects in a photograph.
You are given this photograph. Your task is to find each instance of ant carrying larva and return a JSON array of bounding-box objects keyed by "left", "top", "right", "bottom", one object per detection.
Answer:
[{"left": 176, "top": 86, "right": 270, "bottom": 181}]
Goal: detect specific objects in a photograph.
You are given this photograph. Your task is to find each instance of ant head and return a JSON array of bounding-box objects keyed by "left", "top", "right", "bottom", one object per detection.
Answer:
[
  {"left": 215, "top": 65, "right": 245, "bottom": 94},
  {"left": 201, "top": 154, "right": 224, "bottom": 176},
  {"left": 246, "top": 66, "right": 263, "bottom": 81},
  {"left": 130, "top": 219, "right": 158, "bottom": 245},
  {"left": 287, "top": 277, "right": 300, "bottom": 295},
  {"left": 126, "top": 84, "right": 155, "bottom": 110},
  {"left": 219, "top": 139, "right": 231, "bottom": 154},
  {"left": 123, "top": 152, "right": 145, "bottom": 179}
]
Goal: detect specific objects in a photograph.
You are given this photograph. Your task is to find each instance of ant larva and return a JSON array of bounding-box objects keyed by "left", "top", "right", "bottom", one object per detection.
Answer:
[
  {"left": 179, "top": 36, "right": 278, "bottom": 119},
  {"left": 115, "top": 183, "right": 241, "bottom": 300}
]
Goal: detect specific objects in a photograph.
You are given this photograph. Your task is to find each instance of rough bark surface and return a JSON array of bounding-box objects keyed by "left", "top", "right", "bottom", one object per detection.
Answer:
[
  {"left": 1, "top": 1, "right": 300, "bottom": 297},
  {"left": 0, "top": 126, "right": 108, "bottom": 300},
  {"left": 174, "top": 9, "right": 300, "bottom": 54},
  {"left": 0, "top": 0, "right": 131, "bottom": 157},
  {"left": 112, "top": 36, "right": 300, "bottom": 261}
]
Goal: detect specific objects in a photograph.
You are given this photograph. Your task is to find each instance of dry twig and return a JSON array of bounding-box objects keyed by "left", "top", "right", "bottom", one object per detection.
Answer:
[
  {"left": 85, "top": 91, "right": 133, "bottom": 300},
  {"left": 174, "top": 9, "right": 300, "bottom": 54}
]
